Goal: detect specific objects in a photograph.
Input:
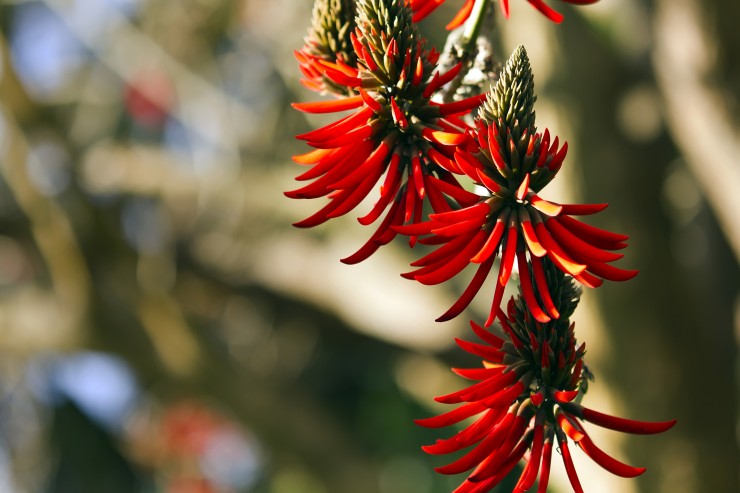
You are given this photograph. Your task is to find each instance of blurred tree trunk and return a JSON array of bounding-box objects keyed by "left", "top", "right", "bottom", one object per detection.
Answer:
[{"left": 558, "top": 1, "right": 739, "bottom": 492}]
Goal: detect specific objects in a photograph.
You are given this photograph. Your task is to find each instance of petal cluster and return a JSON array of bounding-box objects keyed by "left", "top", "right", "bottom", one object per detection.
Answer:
[
  {"left": 417, "top": 271, "right": 676, "bottom": 492},
  {"left": 397, "top": 120, "right": 636, "bottom": 324},
  {"left": 288, "top": 0, "right": 486, "bottom": 262},
  {"left": 408, "top": 0, "right": 601, "bottom": 28}
]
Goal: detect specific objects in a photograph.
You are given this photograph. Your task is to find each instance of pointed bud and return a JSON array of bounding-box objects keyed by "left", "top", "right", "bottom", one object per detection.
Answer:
[
  {"left": 356, "top": 0, "right": 426, "bottom": 84},
  {"left": 478, "top": 45, "right": 537, "bottom": 134},
  {"left": 298, "top": 0, "right": 358, "bottom": 95}
]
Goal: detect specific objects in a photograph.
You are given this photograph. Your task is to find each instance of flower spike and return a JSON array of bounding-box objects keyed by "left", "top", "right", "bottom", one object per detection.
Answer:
[
  {"left": 288, "top": 0, "right": 487, "bottom": 263},
  {"left": 398, "top": 46, "right": 636, "bottom": 324},
  {"left": 417, "top": 268, "right": 676, "bottom": 491}
]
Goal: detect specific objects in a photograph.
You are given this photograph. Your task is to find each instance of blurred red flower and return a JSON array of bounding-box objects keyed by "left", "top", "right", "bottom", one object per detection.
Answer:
[{"left": 408, "top": 0, "right": 601, "bottom": 29}]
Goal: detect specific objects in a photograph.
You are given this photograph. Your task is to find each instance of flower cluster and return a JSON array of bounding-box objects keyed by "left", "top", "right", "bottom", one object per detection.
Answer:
[
  {"left": 416, "top": 265, "right": 676, "bottom": 492},
  {"left": 289, "top": 0, "right": 486, "bottom": 263},
  {"left": 287, "top": 1, "right": 675, "bottom": 491},
  {"left": 397, "top": 46, "right": 637, "bottom": 326}
]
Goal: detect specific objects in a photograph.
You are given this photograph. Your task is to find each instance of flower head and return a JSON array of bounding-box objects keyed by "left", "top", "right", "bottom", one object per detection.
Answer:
[
  {"left": 416, "top": 266, "right": 676, "bottom": 492},
  {"left": 296, "top": 0, "right": 358, "bottom": 95},
  {"left": 288, "top": 0, "right": 486, "bottom": 263},
  {"left": 409, "top": 0, "right": 601, "bottom": 28},
  {"left": 397, "top": 46, "right": 636, "bottom": 324}
]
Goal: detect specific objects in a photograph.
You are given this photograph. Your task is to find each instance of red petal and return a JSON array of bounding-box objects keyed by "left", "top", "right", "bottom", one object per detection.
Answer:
[
  {"left": 414, "top": 230, "right": 487, "bottom": 285},
  {"left": 390, "top": 98, "right": 408, "bottom": 129},
  {"left": 520, "top": 208, "right": 547, "bottom": 257},
  {"left": 480, "top": 379, "right": 526, "bottom": 408},
  {"left": 530, "top": 255, "right": 559, "bottom": 319},
  {"left": 437, "top": 93, "right": 488, "bottom": 116},
  {"left": 291, "top": 95, "right": 363, "bottom": 114},
  {"left": 470, "top": 320, "right": 505, "bottom": 347},
  {"left": 529, "top": 192, "right": 563, "bottom": 216},
  {"left": 453, "top": 367, "right": 504, "bottom": 380},
  {"left": 296, "top": 106, "right": 373, "bottom": 142},
  {"left": 559, "top": 202, "right": 609, "bottom": 215},
  {"left": 359, "top": 88, "right": 382, "bottom": 113},
  {"left": 558, "top": 214, "right": 629, "bottom": 245},
  {"left": 427, "top": 147, "right": 462, "bottom": 174},
  {"left": 517, "top": 250, "right": 551, "bottom": 323},
  {"left": 536, "top": 433, "right": 554, "bottom": 493},
  {"left": 455, "top": 149, "right": 484, "bottom": 179},
  {"left": 499, "top": 0, "right": 510, "bottom": 18},
  {"left": 428, "top": 174, "right": 481, "bottom": 205},
  {"left": 411, "top": 155, "right": 425, "bottom": 199},
  {"left": 558, "top": 412, "right": 585, "bottom": 442},
  {"left": 586, "top": 261, "right": 639, "bottom": 282},
  {"left": 330, "top": 137, "right": 393, "bottom": 189},
  {"left": 340, "top": 197, "right": 404, "bottom": 264},
  {"left": 326, "top": 170, "right": 384, "bottom": 220},
  {"left": 430, "top": 201, "right": 489, "bottom": 224},
  {"left": 516, "top": 173, "right": 530, "bottom": 201},
  {"left": 559, "top": 437, "right": 584, "bottom": 493},
  {"left": 323, "top": 66, "right": 362, "bottom": 87},
  {"left": 425, "top": 408, "right": 507, "bottom": 455},
  {"left": 415, "top": 401, "right": 487, "bottom": 429},
  {"left": 546, "top": 217, "right": 625, "bottom": 263},
  {"left": 468, "top": 411, "right": 529, "bottom": 480},
  {"left": 436, "top": 256, "right": 494, "bottom": 322},
  {"left": 534, "top": 221, "right": 587, "bottom": 276},
  {"left": 454, "top": 336, "right": 506, "bottom": 363},
  {"left": 475, "top": 168, "right": 502, "bottom": 193},
  {"left": 435, "top": 412, "right": 515, "bottom": 475},
  {"left": 553, "top": 390, "right": 579, "bottom": 402},
  {"left": 578, "top": 433, "right": 646, "bottom": 478},
  {"left": 516, "top": 420, "right": 544, "bottom": 491},
  {"left": 574, "top": 270, "right": 604, "bottom": 288},
  {"left": 307, "top": 120, "right": 376, "bottom": 149},
  {"left": 576, "top": 405, "right": 678, "bottom": 435},
  {"left": 471, "top": 208, "right": 509, "bottom": 263},
  {"left": 527, "top": 0, "right": 565, "bottom": 23},
  {"left": 435, "top": 369, "right": 517, "bottom": 404},
  {"left": 410, "top": 0, "right": 445, "bottom": 21},
  {"left": 445, "top": 0, "right": 475, "bottom": 30},
  {"left": 358, "top": 153, "right": 402, "bottom": 225},
  {"left": 498, "top": 220, "right": 518, "bottom": 285},
  {"left": 292, "top": 147, "right": 332, "bottom": 165},
  {"left": 423, "top": 128, "right": 469, "bottom": 146}
]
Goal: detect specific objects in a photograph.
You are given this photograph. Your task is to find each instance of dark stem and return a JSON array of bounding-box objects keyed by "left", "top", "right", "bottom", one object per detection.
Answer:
[{"left": 436, "top": 0, "right": 499, "bottom": 103}]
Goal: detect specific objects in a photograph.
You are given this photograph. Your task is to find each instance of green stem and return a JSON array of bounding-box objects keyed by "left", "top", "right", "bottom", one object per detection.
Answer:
[{"left": 460, "top": 0, "right": 491, "bottom": 56}]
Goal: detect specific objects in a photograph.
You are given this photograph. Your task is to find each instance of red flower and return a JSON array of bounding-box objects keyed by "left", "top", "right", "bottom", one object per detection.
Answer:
[
  {"left": 288, "top": 0, "right": 486, "bottom": 263},
  {"left": 417, "top": 280, "right": 676, "bottom": 492},
  {"left": 408, "top": 0, "right": 600, "bottom": 28},
  {"left": 397, "top": 120, "right": 636, "bottom": 325},
  {"left": 396, "top": 46, "right": 636, "bottom": 325}
]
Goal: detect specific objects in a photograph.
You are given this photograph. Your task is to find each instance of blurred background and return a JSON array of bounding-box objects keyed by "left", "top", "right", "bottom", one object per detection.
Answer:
[{"left": 0, "top": 0, "right": 736, "bottom": 492}]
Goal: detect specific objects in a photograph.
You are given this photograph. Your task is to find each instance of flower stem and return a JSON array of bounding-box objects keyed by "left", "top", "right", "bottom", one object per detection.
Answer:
[
  {"left": 461, "top": 0, "right": 491, "bottom": 55},
  {"left": 436, "top": 0, "right": 496, "bottom": 103}
]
